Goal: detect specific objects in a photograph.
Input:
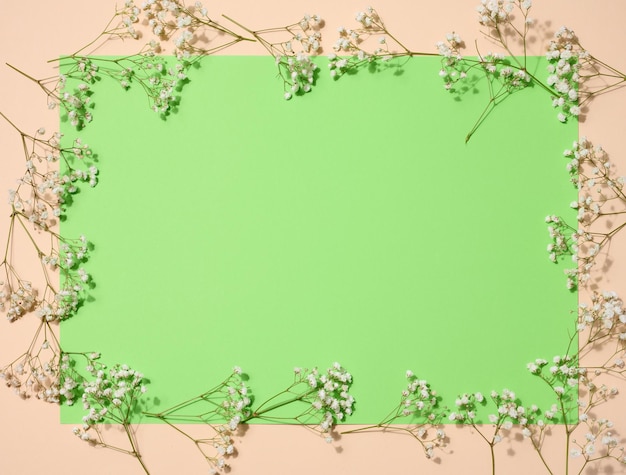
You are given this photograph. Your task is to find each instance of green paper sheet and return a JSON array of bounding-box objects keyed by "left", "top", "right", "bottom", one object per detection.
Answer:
[{"left": 61, "top": 56, "right": 576, "bottom": 424}]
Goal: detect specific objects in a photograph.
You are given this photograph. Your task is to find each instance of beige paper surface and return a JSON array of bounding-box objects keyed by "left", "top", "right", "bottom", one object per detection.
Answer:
[{"left": 1, "top": 1, "right": 625, "bottom": 473}]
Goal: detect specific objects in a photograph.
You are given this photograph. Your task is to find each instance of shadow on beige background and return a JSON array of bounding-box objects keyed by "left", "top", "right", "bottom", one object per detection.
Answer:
[{"left": 1, "top": 1, "right": 626, "bottom": 474}]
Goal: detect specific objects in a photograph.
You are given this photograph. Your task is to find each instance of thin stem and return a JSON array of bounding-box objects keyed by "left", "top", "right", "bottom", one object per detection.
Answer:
[
  {"left": 221, "top": 15, "right": 254, "bottom": 35},
  {"left": 341, "top": 423, "right": 384, "bottom": 435},
  {"left": 3, "top": 215, "right": 16, "bottom": 262},
  {"left": 530, "top": 434, "right": 555, "bottom": 475},
  {"left": 5, "top": 63, "right": 40, "bottom": 83},
  {"left": 247, "top": 387, "right": 315, "bottom": 420},
  {"left": 123, "top": 423, "right": 150, "bottom": 475},
  {"left": 565, "top": 426, "right": 571, "bottom": 475},
  {"left": 15, "top": 214, "right": 44, "bottom": 255},
  {"left": 0, "top": 109, "right": 24, "bottom": 134}
]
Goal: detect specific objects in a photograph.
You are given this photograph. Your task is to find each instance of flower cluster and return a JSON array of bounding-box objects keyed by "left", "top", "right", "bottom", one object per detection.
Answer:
[
  {"left": 527, "top": 355, "right": 579, "bottom": 421},
  {"left": 79, "top": 363, "right": 147, "bottom": 427},
  {"left": 398, "top": 371, "right": 446, "bottom": 458},
  {"left": 142, "top": 0, "right": 247, "bottom": 59},
  {"left": 219, "top": 367, "right": 253, "bottom": 430},
  {"left": 0, "top": 281, "right": 36, "bottom": 323},
  {"left": 58, "top": 352, "right": 101, "bottom": 406},
  {"left": 110, "top": 0, "right": 142, "bottom": 40},
  {"left": 438, "top": 45, "right": 530, "bottom": 94},
  {"left": 545, "top": 213, "right": 593, "bottom": 290},
  {"left": 0, "top": 324, "right": 62, "bottom": 402},
  {"left": 58, "top": 76, "right": 94, "bottom": 128},
  {"left": 297, "top": 362, "right": 355, "bottom": 433},
  {"left": 448, "top": 391, "right": 483, "bottom": 423},
  {"left": 566, "top": 138, "right": 625, "bottom": 223},
  {"left": 279, "top": 53, "right": 318, "bottom": 100},
  {"left": 476, "top": 0, "right": 533, "bottom": 28},
  {"left": 0, "top": 330, "right": 101, "bottom": 407},
  {"left": 546, "top": 27, "right": 584, "bottom": 122},
  {"left": 545, "top": 215, "right": 577, "bottom": 263},
  {"left": 328, "top": 7, "right": 396, "bottom": 78},
  {"left": 487, "top": 389, "right": 525, "bottom": 434},
  {"left": 6, "top": 127, "right": 95, "bottom": 230},
  {"left": 436, "top": 33, "right": 466, "bottom": 91},
  {"left": 69, "top": 361, "right": 150, "bottom": 473},
  {"left": 399, "top": 370, "right": 441, "bottom": 420},
  {"left": 38, "top": 234, "right": 91, "bottom": 323},
  {"left": 450, "top": 389, "right": 532, "bottom": 445},
  {"left": 570, "top": 417, "right": 624, "bottom": 462},
  {"left": 547, "top": 138, "right": 626, "bottom": 290},
  {"left": 578, "top": 290, "right": 625, "bottom": 338}
]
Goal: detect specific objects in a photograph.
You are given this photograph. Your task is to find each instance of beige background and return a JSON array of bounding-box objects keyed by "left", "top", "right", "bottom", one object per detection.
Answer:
[{"left": 1, "top": 1, "right": 625, "bottom": 473}]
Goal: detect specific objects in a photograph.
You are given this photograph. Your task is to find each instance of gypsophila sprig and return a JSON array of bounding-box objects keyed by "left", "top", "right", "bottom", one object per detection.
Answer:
[
  {"left": 527, "top": 355, "right": 579, "bottom": 423},
  {"left": 0, "top": 113, "right": 95, "bottom": 323},
  {"left": 58, "top": 351, "right": 102, "bottom": 406},
  {"left": 546, "top": 27, "right": 583, "bottom": 122},
  {"left": 144, "top": 367, "right": 251, "bottom": 473},
  {"left": 0, "top": 320, "right": 62, "bottom": 402},
  {"left": 7, "top": 0, "right": 252, "bottom": 125},
  {"left": 544, "top": 214, "right": 580, "bottom": 290},
  {"left": 77, "top": 362, "right": 150, "bottom": 473},
  {"left": 329, "top": 7, "right": 437, "bottom": 80},
  {"left": 547, "top": 138, "right": 626, "bottom": 290},
  {"left": 448, "top": 388, "right": 532, "bottom": 475},
  {"left": 566, "top": 137, "right": 626, "bottom": 229},
  {"left": 145, "top": 363, "right": 353, "bottom": 471},
  {"left": 222, "top": 13, "right": 323, "bottom": 99},
  {"left": 437, "top": 1, "right": 571, "bottom": 142},
  {"left": 577, "top": 291, "right": 626, "bottom": 364},
  {"left": 570, "top": 416, "right": 626, "bottom": 470},
  {"left": 1, "top": 115, "right": 97, "bottom": 228},
  {"left": 438, "top": 42, "right": 533, "bottom": 142},
  {"left": 0, "top": 323, "right": 103, "bottom": 408},
  {"left": 343, "top": 371, "right": 446, "bottom": 460},
  {"left": 142, "top": 0, "right": 251, "bottom": 58},
  {"left": 248, "top": 363, "right": 355, "bottom": 437},
  {"left": 547, "top": 26, "right": 626, "bottom": 123}
]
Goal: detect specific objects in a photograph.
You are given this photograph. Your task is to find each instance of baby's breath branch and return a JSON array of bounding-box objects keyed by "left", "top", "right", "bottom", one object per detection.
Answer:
[
  {"left": 0, "top": 319, "right": 71, "bottom": 403},
  {"left": 144, "top": 367, "right": 250, "bottom": 472},
  {"left": 342, "top": 371, "right": 445, "bottom": 459},
  {"left": 71, "top": 14, "right": 133, "bottom": 58},
  {"left": 436, "top": 1, "right": 626, "bottom": 139},
  {"left": 0, "top": 111, "right": 95, "bottom": 323},
  {"left": 222, "top": 13, "right": 323, "bottom": 100},
  {"left": 144, "top": 364, "right": 354, "bottom": 471},
  {"left": 438, "top": 38, "right": 536, "bottom": 142},
  {"left": 248, "top": 363, "right": 355, "bottom": 437},
  {"left": 546, "top": 138, "right": 626, "bottom": 291},
  {"left": 476, "top": 0, "right": 534, "bottom": 71},
  {"left": 73, "top": 361, "right": 149, "bottom": 473},
  {"left": 449, "top": 390, "right": 546, "bottom": 475},
  {"left": 12, "top": 2, "right": 256, "bottom": 127},
  {"left": 328, "top": 7, "right": 437, "bottom": 80}
]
